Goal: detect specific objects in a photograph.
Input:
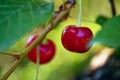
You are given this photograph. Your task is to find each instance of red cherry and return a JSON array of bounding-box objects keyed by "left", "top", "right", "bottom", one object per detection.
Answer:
[
  {"left": 26, "top": 35, "right": 56, "bottom": 64},
  {"left": 61, "top": 25, "right": 93, "bottom": 53}
]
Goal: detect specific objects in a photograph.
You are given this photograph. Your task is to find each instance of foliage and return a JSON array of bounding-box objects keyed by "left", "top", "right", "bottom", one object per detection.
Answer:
[
  {"left": 0, "top": 1, "right": 54, "bottom": 51},
  {"left": 95, "top": 16, "right": 109, "bottom": 26},
  {"left": 94, "top": 15, "right": 120, "bottom": 49}
]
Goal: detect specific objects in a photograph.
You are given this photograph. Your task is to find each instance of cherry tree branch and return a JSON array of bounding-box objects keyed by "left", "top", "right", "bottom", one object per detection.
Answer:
[
  {"left": 109, "top": 0, "right": 116, "bottom": 16},
  {"left": 0, "top": 1, "right": 76, "bottom": 80},
  {"left": 0, "top": 51, "right": 18, "bottom": 57}
]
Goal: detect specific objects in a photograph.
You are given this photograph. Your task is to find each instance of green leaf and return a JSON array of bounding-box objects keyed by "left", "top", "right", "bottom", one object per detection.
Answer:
[
  {"left": 96, "top": 16, "right": 109, "bottom": 26},
  {"left": 94, "top": 15, "right": 120, "bottom": 49},
  {"left": 0, "top": 1, "right": 54, "bottom": 51}
]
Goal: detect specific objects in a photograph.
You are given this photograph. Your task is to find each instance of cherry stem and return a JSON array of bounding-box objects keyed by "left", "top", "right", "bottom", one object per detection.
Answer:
[
  {"left": 34, "top": 45, "right": 40, "bottom": 80},
  {"left": 109, "top": 0, "right": 116, "bottom": 16},
  {"left": 77, "top": 0, "right": 82, "bottom": 27},
  {"left": 0, "top": 2, "right": 75, "bottom": 80}
]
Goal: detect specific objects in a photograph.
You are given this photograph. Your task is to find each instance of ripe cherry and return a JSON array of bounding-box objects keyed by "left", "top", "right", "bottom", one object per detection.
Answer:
[
  {"left": 61, "top": 25, "right": 93, "bottom": 53},
  {"left": 26, "top": 35, "right": 56, "bottom": 64}
]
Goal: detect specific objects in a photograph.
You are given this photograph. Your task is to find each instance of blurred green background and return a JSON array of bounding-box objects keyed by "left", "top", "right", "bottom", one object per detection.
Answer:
[{"left": 0, "top": 0, "right": 120, "bottom": 80}]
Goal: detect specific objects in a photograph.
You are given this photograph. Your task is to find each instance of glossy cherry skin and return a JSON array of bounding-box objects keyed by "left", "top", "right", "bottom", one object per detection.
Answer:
[
  {"left": 27, "top": 35, "right": 56, "bottom": 64},
  {"left": 61, "top": 25, "right": 93, "bottom": 53}
]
